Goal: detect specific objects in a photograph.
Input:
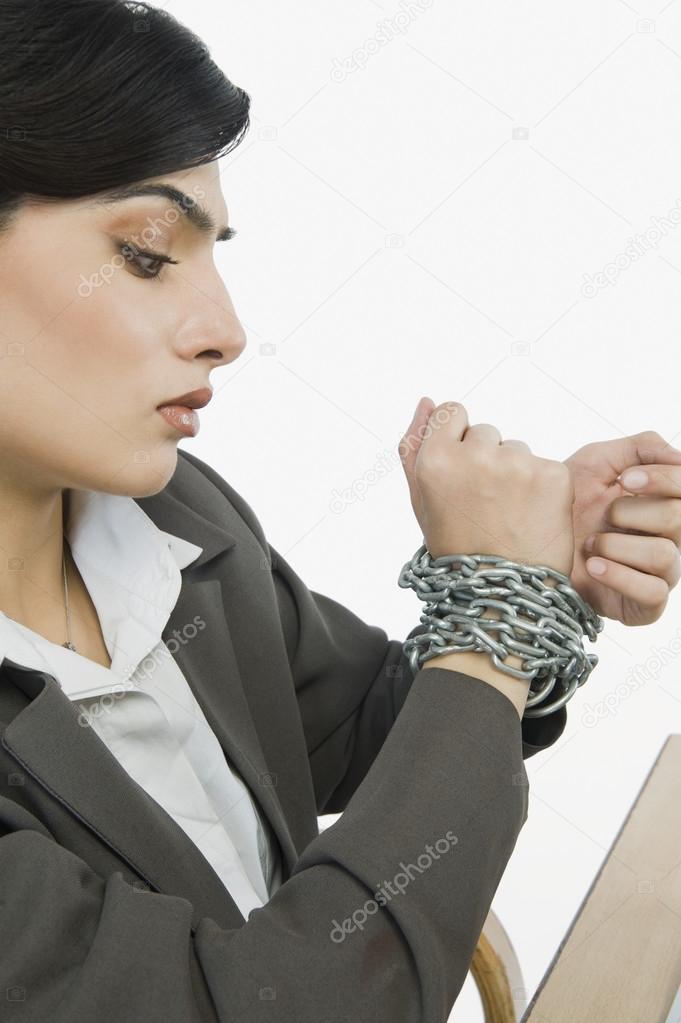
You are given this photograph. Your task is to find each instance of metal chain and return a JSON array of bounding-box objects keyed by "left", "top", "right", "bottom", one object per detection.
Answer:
[{"left": 398, "top": 545, "right": 604, "bottom": 719}]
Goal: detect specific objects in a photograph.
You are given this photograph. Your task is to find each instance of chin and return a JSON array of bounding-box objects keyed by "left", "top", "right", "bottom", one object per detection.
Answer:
[{"left": 105, "top": 447, "right": 179, "bottom": 499}]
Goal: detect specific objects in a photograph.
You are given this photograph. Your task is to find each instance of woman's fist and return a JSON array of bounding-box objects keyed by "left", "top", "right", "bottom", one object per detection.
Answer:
[{"left": 398, "top": 398, "right": 576, "bottom": 576}]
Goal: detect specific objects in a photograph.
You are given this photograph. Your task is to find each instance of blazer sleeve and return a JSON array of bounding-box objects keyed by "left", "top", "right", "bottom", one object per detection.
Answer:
[
  {"left": 177, "top": 450, "right": 568, "bottom": 816},
  {"left": 1, "top": 667, "right": 529, "bottom": 1023},
  {"left": 266, "top": 540, "right": 567, "bottom": 814}
]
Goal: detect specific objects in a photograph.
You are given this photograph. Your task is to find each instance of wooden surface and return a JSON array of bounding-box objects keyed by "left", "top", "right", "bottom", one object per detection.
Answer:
[
  {"left": 472, "top": 908, "right": 527, "bottom": 1022},
  {"left": 521, "top": 734, "right": 681, "bottom": 1022}
]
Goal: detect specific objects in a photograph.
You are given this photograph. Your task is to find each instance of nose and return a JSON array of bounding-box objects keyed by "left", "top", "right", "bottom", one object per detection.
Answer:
[
  {"left": 231, "top": 316, "right": 248, "bottom": 360},
  {"left": 202, "top": 314, "right": 247, "bottom": 366},
  {"left": 192, "top": 277, "right": 248, "bottom": 367}
]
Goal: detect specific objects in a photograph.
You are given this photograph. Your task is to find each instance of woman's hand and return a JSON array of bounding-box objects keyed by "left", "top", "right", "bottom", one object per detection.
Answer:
[
  {"left": 399, "top": 397, "right": 576, "bottom": 575},
  {"left": 564, "top": 431, "right": 681, "bottom": 625}
]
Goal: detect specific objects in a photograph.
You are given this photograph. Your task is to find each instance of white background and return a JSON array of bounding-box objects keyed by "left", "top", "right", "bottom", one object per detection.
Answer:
[{"left": 165, "top": 0, "right": 681, "bottom": 1018}]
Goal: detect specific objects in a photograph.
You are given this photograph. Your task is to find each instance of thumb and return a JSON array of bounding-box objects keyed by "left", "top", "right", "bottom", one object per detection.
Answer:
[{"left": 399, "top": 396, "right": 436, "bottom": 479}]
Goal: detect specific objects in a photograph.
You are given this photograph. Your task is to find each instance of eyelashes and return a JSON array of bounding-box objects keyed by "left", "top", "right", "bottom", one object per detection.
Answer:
[{"left": 117, "top": 238, "right": 180, "bottom": 281}]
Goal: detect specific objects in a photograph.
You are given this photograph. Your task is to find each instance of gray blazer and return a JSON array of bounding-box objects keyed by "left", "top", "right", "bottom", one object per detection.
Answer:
[{"left": 0, "top": 448, "right": 565, "bottom": 1022}]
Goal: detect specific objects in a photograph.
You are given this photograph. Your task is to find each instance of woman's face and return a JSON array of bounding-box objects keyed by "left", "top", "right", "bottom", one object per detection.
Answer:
[{"left": 0, "top": 160, "right": 246, "bottom": 498}]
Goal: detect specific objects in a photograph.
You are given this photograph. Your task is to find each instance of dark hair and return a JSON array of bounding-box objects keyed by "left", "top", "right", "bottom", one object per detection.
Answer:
[{"left": 0, "top": 0, "right": 251, "bottom": 234}]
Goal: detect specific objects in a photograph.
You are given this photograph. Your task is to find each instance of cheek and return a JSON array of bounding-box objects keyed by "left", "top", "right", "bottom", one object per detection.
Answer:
[
  {"left": 30, "top": 269, "right": 158, "bottom": 396},
  {"left": 0, "top": 289, "right": 167, "bottom": 471},
  {"left": 0, "top": 339, "right": 178, "bottom": 497},
  {"left": 0, "top": 238, "right": 180, "bottom": 493}
]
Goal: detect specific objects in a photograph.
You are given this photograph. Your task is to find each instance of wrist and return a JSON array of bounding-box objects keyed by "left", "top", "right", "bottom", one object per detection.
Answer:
[
  {"left": 419, "top": 570, "right": 555, "bottom": 719},
  {"left": 422, "top": 650, "right": 530, "bottom": 719}
]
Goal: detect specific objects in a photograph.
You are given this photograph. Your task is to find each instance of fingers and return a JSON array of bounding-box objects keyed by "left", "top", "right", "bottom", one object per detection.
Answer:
[
  {"left": 615, "top": 432, "right": 681, "bottom": 480},
  {"left": 398, "top": 397, "right": 434, "bottom": 476},
  {"left": 607, "top": 494, "right": 681, "bottom": 546},
  {"left": 462, "top": 423, "right": 503, "bottom": 446},
  {"left": 618, "top": 463, "right": 681, "bottom": 498},
  {"left": 586, "top": 531, "right": 681, "bottom": 589},
  {"left": 399, "top": 400, "right": 532, "bottom": 478},
  {"left": 501, "top": 439, "right": 532, "bottom": 452},
  {"left": 585, "top": 553, "right": 670, "bottom": 621},
  {"left": 413, "top": 401, "right": 470, "bottom": 464},
  {"left": 456, "top": 423, "right": 532, "bottom": 451}
]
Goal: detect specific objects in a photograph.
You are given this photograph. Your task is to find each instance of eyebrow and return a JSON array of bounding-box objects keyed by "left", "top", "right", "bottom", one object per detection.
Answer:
[{"left": 92, "top": 183, "right": 236, "bottom": 241}]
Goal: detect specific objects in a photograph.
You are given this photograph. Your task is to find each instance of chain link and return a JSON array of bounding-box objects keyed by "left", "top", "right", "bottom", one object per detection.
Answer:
[{"left": 398, "top": 545, "right": 604, "bottom": 719}]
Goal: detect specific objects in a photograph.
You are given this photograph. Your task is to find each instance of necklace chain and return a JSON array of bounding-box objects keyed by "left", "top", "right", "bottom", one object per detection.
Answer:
[{"left": 62, "top": 537, "right": 77, "bottom": 652}]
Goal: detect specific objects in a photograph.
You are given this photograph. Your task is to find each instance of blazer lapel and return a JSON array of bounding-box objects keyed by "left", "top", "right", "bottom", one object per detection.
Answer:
[
  {"left": 1, "top": 661, "right": 246, "bottom": 932},
  {"left": 138, "top": 484, "right": 320, "bottom": 862},
  {"left": 0, "top": 489, "right": 303, "bottom": 933},
  {"left": 137, "top": 488, "right": 307, "bottom": 873},
  {"left": 166, "top": 571, "right": 301, "bottom": 878}
]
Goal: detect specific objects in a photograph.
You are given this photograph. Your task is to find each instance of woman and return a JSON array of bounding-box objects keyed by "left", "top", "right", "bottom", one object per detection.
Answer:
[{"left": 2, "top": 3, "right": 680, "bottom": 1022}]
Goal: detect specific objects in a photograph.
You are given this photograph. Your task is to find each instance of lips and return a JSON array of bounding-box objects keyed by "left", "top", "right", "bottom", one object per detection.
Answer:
[
  {"left": 157, "top": 386, "right": 213, "bottom": 411},
  {"left": 157, "top": 405, "right": 200, "bottom": 437}
]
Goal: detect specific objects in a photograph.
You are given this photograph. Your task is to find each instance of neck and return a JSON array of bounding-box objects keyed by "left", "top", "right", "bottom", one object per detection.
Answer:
[{"left": 0, "top": 472, "right": 69, "bottom": 624}]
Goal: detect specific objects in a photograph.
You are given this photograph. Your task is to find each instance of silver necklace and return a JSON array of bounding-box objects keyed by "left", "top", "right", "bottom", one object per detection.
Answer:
[{"left": 62, "top": 539, "right": 77, "bottom": 652}]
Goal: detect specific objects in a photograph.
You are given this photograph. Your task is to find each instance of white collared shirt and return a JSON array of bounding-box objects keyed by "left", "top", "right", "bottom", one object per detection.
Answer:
[{"left": 0, "top": 487, "right": 281, "bottom": 920}]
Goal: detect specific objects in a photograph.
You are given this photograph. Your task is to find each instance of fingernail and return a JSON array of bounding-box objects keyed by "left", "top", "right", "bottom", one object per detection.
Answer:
[
  {"left": 620, "top": 469, "right": 648, "bottom": 489},
  {"left": 584, "top": 535, "right": 595, "bottom": 552},
  {"left": 587, "top": 558, "right": 607, "bottom": 575}
]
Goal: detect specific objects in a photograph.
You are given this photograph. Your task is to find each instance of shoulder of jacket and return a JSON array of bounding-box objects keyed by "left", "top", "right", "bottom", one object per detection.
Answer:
[{"left": 175, "top": 448, "right": 268, "bottom": 549}]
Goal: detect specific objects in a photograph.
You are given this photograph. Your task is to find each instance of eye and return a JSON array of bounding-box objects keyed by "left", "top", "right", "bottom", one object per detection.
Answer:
[{"left": 117, "top": 239, "right": 180, "bottom": 281}]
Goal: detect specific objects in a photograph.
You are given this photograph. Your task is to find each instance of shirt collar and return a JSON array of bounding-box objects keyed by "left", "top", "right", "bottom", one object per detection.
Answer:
[
  {"left": 0, "top": 489, "right": 204, "bottom": 694},
  {"left": 65, "top": 488, "right": 203, "bottom": 683},
  {"left": 66, "top": 487, "right": 203, "bottom": 578}
]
